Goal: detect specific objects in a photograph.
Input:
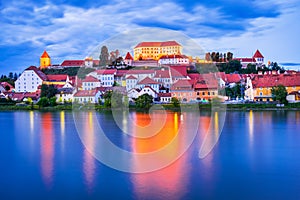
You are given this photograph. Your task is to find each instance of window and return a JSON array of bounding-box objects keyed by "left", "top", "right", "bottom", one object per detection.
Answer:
[
  {"left": 208, "top": 92, "right": 210, "bottom": 95},
  {"left": 260, "top": 92, "right": 263, "bottom": 96},
  {"left": 202, "top": 92, "right": 205, "bottom": 95}
]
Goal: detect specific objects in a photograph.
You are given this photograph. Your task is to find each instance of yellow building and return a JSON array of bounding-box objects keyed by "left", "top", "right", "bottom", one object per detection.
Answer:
[
  {"left": 245, "top": 73, "right": 300, "bottom": 102},
  {"left": 40, "top": 50, "right": 51, "bottom": 69},
  {"left": 134, "top": 41, "right": 182, "bottom": 61}
]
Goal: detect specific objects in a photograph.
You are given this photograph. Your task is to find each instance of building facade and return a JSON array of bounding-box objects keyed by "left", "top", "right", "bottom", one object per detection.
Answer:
[{"left": 133, "top": 41, "right": 182, "bottom": 60}]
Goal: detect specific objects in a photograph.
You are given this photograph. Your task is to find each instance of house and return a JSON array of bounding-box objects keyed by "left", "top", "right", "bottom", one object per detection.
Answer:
[
  {"left": 154, "top": 69, "right": 172, "bottom": 88},
  {"left": 245, "top": 73, "right": 300, "bottom": 102},
  {"left": 125, "top": 70, "right": 155, "bottom": 82},
  {"left": 43, "top": 74, "right": 71, "bottom": 87},
  {"left": 0, "top": 82, "right": 14, "bottom": 92},
  {"left": 138, "top": 86, "right": 158, "bottom": 99},
  {"left": 126, "top": 75, "right": 138, "bottom": 92},
  {"left": 170, "top": 66, "right": 188, "bottom": 82},
  {"left": 89, "top": 69, "right": 117, "bottom": 87},
  {"left": 55, "top": 87, "right": 75, "bottom": 103},
  {"left": 73, "top": 89, "right": 102, "bottom": 104},
  {"left": 158, "top": 93, "right": 172, "bottom": 103},
  {"left": 134, "top": 41, "right": 182, "bottom": 60},
  {"left": 115, "top": 70, "right": 127, "bottom": 86},
  {"left": 193, "top": 74, "right": 219, "bottom": 101},
  {"left": 127, "top": 88, "right": 140, "bottom": 102},
  {"left": 15, "top": 66, "right": 47, "bottom": 92},
  {"left": 158, "top": 54, "right": 189, "bottom": 65},
  {"left": 82, "top": 76, "right": 101, "bottom": 90},
  {"left": 170, "top": 79, "right": 196, "bottom": 102},
  {"left": 136, "top": 77, "right": 160, "bottom": 93},
  {"left": 225, "top": 74, "right": 242, "bottom": 87},
  {"left": 234, "top": 49, "right": 264, "bottom": 68},
  {"left": 287, "top": 91, "right": 300, "bottom": 103}
]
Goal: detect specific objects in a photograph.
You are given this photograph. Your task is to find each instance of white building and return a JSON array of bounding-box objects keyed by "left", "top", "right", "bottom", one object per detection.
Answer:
[
  {"left": 89, "top": 69, "right": 117, "bottom": 87},
  {"left": 55, "top": 88, "right": 75, "bottom": 103},
  {"left": 15, "top": 66, "right": 47, "bottom": 92},
  {"left": 82, "top": 76, "right": 101, "bottom": 90},
  {"left": 126, "top": 75, "right": 138, "bottom": 92},
  {"left": 158, "top": 55, "right": 189, "bottom": 65},
  {"left": 73, "top": 89, "right": 102, "bottom": 104},
  {"left": 154, "top": 69, "right": 172, "bottom": 88},
  {"left": 136, "top": 77, "right": 160, "bottom": 93}
]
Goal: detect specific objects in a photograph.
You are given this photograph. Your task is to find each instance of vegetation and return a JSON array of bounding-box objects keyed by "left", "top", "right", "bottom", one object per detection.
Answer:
[
  {"left": 135, "top": 94, "right": 153, "bottom": 110},
  {"left": 171, "top": 97, "right": 180, "bottom": 108},
  {"left": 225, "top": 84, "right": 245, "bottom": 100},
  {"left": 99, "top": 46, "right": 109, "bottom": 67},
  {"left": 271, "top": 85, "right": 288, "bottom": 104},
  {"left": 42, "top": 67, "right": 80, "bottom": 76},
  {"left": 0, "top": 72, "right": 19, "bottom": 87},
  {"left": 40, "top": 84, "right": 58, "bottom": 98}
]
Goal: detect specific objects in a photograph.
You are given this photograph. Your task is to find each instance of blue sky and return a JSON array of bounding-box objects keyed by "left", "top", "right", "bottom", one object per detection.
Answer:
[{"left": 0, "top": 0, "right": 299, "bottom": 74}]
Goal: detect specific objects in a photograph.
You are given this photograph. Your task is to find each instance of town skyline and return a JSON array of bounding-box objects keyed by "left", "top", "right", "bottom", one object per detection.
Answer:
[{"left": 1, "top": 0, "right": 300, "bottom": 74}]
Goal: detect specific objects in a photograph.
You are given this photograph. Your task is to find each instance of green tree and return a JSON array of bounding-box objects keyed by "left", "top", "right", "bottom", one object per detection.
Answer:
[
  {"left": 41, "top": 85, "right": 57, "bottom": 98},
  {"left": 103, "top": 90, "right": 112, "bottom": 107},
  {"left": 99, "top": 46, "right": 109, "bottom": 67},
  {"left": 37, "top": 97, "right": 49, "bottom": 107},
  {"left": 171, "top": 97, "right": 180, "bottom": 107},
  {"left": 49, "top": 97, "right": 57, "bottom": 107},
  {"left": 271, "top": 85, "right": 288, "bottom": 104},
  {"left": 135, "top": 94, "right": 153, "bottom": 109}
]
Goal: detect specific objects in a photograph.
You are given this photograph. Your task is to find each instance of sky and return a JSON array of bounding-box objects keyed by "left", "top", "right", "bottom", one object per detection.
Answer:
[{"left": 0, "top": 0, "right": 300, "bottom": 74}]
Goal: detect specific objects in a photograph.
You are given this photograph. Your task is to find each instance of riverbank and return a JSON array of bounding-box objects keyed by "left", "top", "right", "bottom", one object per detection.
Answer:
[{"left": 0, "top": 102, "right": 300, "bottom": 111}]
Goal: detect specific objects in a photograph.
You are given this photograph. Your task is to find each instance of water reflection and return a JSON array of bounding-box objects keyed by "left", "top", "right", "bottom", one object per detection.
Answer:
[
  {"left": 131, "top": 112, "right": 189, "bottom": 200},
  {"left": 60, "top": 111, "right": 65, "bottom": 153},
  {"left": 248, "top": 110, "right": 254, "bottom": 144},
  {"left": 40, "top": 113, "right": 54, "bottom": 188},
  {"left": 83, "top": 112, "right": 96, "bottom": 192}
]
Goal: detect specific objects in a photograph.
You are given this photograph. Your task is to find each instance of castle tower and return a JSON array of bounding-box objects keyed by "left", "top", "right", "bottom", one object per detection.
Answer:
[{"left": 40, "top": 50, "right": 51, "bottom": 69}]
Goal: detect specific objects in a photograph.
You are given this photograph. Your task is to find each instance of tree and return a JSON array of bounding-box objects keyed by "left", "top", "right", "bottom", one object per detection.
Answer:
[
  {"left": 103, "top": 90, "right": 112, "bottom": 107},
  {"left": 135, "top": 94, "right": 153, "bottom": 109},
  {"left": 271, "top": 85, "right": 288, "bottom": 104},
  {"left": 13, "top": 73, "right": 18, "bottom": 80},
  {"left": 111, "top": 92, "right": 124, "bottom": 108},
  {"left": 8, "top": 72, "right": 13, "bottom": 79},
  {"left": 49, "top": 97, "right": 57, "bottom": 106},
  {"left": 41, "top": 84, "right": 57, "bottom": 98},
  {"left": 171, "top": 97, "right": 180, "bottom": 107},
  {"left": 5, "top": 85, "right": 10, "bottom": 91},
  {"left": 99, "top": 46, "right": 109, "bottom": 67},
  {"left": 37, "top": 97, "right": 49, "bottom": 107}
]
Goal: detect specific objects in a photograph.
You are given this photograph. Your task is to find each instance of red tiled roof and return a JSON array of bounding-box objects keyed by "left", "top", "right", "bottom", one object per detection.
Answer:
[
  {"left": 115, "top": 70, "right": 128, "bottom": 77},
  {"left": 82, "top": 76, "right": 99, "bottom": 82},
  {"left": 61, "top": 60, "right": 84, "bottom": 67},
  {"left": 74, "top": 89, "right": 98, "bottom": 97},
  {"left": 46, "top": 74, "right": 68, "bottom": 82},
  {"left": 41, "top": 50, "right": 50, "bottom": 58},
  {"left": 253, "top": 50, "right": 264, "bottom": 58},
  {"left": 125, "top": 52, "right": 133, "bottom": 60},
  {"left": 158, "top": 93, "right": 172, "bottom": 97},
  {"left": 188, "top": 73, "right": 200, "bottom": 80},
  {"left": 134, "top": 41, "right": 181, "bottom": 48},
  {"left": 154, "top": 70, "right": 170, "bottom": 78},
  {"left": 170, "top": 66, "right": 187, "bottom": 78},
  {"left": 252, "top": 74, "right": 300, "bottom": 88},
  {"left": 25, "top": 66, "right": 47, "bottom": 81},
  {"left": 127, "top": 75, "right": 137, "bottom": 80},
  {"left": 171, "top": 79, "right": 193, "bottom": 91},
  {"left": 0, "top": 82, "right": 14, "bottom": 90},
  {"left": 225, "top": 74, "right": 241, "bottom": 83},
  {"left": 95, "top": 69, "right": 117, "bottom": 75},
  {"left": 138, "top": 77, "right": 160, "bottom": 85}
]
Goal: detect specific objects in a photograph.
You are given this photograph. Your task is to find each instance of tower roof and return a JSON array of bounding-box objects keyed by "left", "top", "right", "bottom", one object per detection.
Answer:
[
  {"left": 253, "top": 50, "right": 264, "bottom": 58},
  {"left": 41, "top": 50, "right": 50, "bottom": 58},
  {"left": 125, "top": 52, "right": 133, "bottom": 60}
]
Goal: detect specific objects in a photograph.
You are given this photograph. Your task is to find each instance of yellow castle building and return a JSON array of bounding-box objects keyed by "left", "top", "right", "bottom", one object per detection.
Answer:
[
  {"left": 133, "top": 41, "right": 182, "bottom": 61},
  {"left": 40, "top": 50, "right": 51, "bottom": 69}
]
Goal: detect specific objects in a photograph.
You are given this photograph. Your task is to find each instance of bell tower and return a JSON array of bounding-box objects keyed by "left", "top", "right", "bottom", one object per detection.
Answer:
[{"left": 40, "top": 50, "right": 51, "bottom": 69}]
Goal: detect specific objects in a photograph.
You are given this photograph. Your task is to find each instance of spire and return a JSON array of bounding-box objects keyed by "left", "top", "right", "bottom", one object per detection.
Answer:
[
  {"left": 41, "top": 50, "right": 50, "bottom": 58},
  {"left": 253, "top": 50, "right": 264, "bottom": 58}
]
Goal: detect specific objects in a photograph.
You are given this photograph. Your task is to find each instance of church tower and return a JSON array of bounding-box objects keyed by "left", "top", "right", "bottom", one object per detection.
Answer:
[{"left": 40, "top": 50, "right": 51, "bottom": 69}]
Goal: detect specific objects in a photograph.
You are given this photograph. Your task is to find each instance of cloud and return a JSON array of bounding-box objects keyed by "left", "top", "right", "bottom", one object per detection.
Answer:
[{"left": 0, "top": 0, "right": 298, "bottom": 74}]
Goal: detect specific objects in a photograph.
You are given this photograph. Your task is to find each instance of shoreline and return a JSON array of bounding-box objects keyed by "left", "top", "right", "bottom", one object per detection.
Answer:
[{"left": 0, "top": 103, "right": 299, "bottom": 111}]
